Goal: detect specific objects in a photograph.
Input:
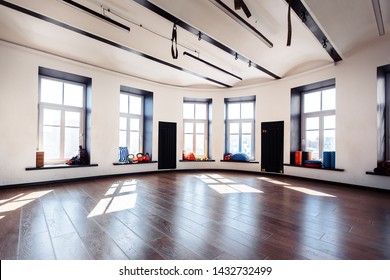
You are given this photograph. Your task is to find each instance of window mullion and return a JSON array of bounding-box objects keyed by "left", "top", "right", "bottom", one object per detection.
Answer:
[
  {"left": 193, "top": 120, "right": 197, "bottom": 155},
  {"left": 60, "top": 109, "right": 66, "bottom": 160},
  {"left": 239, "top": 121, "right": 243, "bottom": 153},
  {"left": 319, "top": 115, "right": 324, "bottom": 159},
  {"left": 127, "top": 115, "right": 131, "bottom": 150}
]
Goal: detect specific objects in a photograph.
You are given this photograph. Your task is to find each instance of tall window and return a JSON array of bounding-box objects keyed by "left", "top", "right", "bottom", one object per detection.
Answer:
[
  {"left": 119, "top": 93, "right": 144, "bottom": 154},
  {"left": 225, "top": 98, "right": 255, "bottom": 159},
  {"left": 183, "top": 102, "right": 209, "bottom": 157},
  {"left": 302, "top": 87, "right": 336, "bottom": 159},
  {"left": 38, "top": 76, "right": 86, "bottom": 163},
  {"left": 376, "top": 65, "right": 390, "bottom": 163}
]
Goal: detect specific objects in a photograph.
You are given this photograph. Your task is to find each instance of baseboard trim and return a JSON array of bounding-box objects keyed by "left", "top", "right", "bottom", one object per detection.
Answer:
[{"left": 1, "top": 168, "right": 389, "bottom": 193}]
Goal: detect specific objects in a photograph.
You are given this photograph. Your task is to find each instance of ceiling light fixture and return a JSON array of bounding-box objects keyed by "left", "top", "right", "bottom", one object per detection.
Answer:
[
  {"left": 61, "top": 0, "right": 130, "bottom": 32},
  {"left": 183, "top": 51, "right": 242, "bottom": 80},
  {"left": 372, "top": 0, "right": 385, "bottom": 36},
  {"left": 209, "top": 0, "right": 273, "bottom": 48}
]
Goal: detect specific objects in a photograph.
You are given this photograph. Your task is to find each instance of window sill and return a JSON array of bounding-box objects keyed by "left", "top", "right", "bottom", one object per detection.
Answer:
[
  {"left": 113, "top": 161, "right": 157, "bottom": 165},
  {"left": 284, "top": 164, "right": 344, "bottom": 172},
  {"left": 179, "top": 160, "right": 216, "bottom": 162},
  {"left": 220, "top": 160, "right": 259, "bottom": 164},
  {"left": 26, "top": 163, "right": 98, "bottom": 171},
  {"left": 366, "top": 171, "right": 390, "bottom": 177}
]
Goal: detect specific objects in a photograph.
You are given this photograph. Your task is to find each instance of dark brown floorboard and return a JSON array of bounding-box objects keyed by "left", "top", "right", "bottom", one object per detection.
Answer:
[{"left": 0, "top": 170, "right": 389, "bottom": 260}]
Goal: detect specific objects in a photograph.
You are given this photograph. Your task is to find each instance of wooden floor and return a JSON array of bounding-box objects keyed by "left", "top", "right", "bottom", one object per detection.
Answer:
[{"left": 0, "top": 170, "right": 389, "bottom": 260}]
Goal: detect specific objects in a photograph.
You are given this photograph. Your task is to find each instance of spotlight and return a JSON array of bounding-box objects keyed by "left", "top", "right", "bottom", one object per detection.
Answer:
[
  {"left": 248, "top": 60, "right": 252, "bottom": 67},
  {"left": 235, "top": 53, "right": 238, "bottom": 60}
]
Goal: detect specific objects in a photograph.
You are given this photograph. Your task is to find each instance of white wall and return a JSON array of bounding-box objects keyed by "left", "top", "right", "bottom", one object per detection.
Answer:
[{"left": 1, "top": 36, "right": 390, "bottom": 190}]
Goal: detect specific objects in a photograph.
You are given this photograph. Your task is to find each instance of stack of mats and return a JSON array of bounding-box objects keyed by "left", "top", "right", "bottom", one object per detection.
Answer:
[
  {"left": 303, "top": 160, "right": 322, "bottom": 168},
  {"left": 323, "top": 151, "right": 336, "bottom": 169}
]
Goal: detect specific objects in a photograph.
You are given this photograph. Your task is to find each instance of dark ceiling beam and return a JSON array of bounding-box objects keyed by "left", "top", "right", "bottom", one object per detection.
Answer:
[
  {"left": 0, "top": 0, "right": 231, "bottom": 87},
  {"left": 61, "top": 0, "right": 130, "bottom": 32},
  {"left": 183, "top": 51, "right": 242, "bottom": 80},
  {"left": 132, "top": 0, "right": 281, "bottom": 79},
  {"left": 286, "top": 0, "right": 342, "bottom": 62},
  {"left": 209, "top": 0, "right": 270, "bottom": 47}
]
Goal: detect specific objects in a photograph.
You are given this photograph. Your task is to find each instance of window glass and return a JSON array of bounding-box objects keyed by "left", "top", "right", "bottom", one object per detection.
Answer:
[
  {"left": 230, "top": 123, "right": 239, "bottom": 134},
  {"left": 242, "top": 122, "right": 252, "bottom": 134},
  {"left": 64, "top": 83, "right": 83, "bottom": 107},
  {"left": 196, "top": 123, "right": 205, "bottom": 134},
  {"left": 119, "top": 93, "right": 144, "bottom": 154},
  {"left": 130, "top": 118, "right": 140, "bottom": 131},
  {"left": 228, "top": 103, "right": 240, "bottom": 119},
  {"left": 43, "top": 109, "right": 61, "bottom": 126},
  {"left": 229, "top": 135, "right": 239, "bottom": 154},
  {"left": 306, "top": 117, "right": 319, "bottom": 130},
  {"left": 184, "top": 134, "right": 193, "bottom": 153},
  {"left": 183, "top": 103, "right": 194, "bottom": 119},
  {"left": 65, "top": 111, "right": 80, "bottom": 127},
  {"left": 306, "top": 130, "right": 319, "bottom": 158},
  {"left": 39, "top": 74, "right": 86, "bottom": 163},
  {"left": 129, "top": 132, "right": 140, "bottom": 154},
  {"left": 196, "top": 135, "right": 205, "bottom": 155},
  {"left": 183, "top": 101, "right": 209, "bottom": 157},
  {"left": 184, "top": 123, "right": 194, "bottom": 133},
  {"left": 119, "top": 131, "right": 127, "bottom": 147},
  {"left": 324, "top": 129, "right": 336, "bottom": 151},
  {"left": 195, "top": 104, "right": 207, "bottom": 119},
  {"left": 129, "top": 95, "right": 142, "bottom": 115},
  {"left": 242, "top": 134, "right": 252, "bottom": 155},
  {"left": 324, "top": 115, "right": 336, "bottom": 129},
  {"left": 322, "top": 88, "right": 336, "bottom": 111},
  {"left": 64, "top": 127, "right": 80, "bottom": 158},
  {"left": 40, "top": 78, "right": 62, "bottom": 104},
  {"left": 241, "top": 102, "right": 254, "bottom": 119},
  {"left": 120, "top": 94, "right": 129, "bottom": 113},
  {"left": 304, "top": 91, "right": 321, "bottom": 113},
  {"left": 119, "top": 117, "right": 127, "bottom": 130},
  {"left": 43, "top": 126, "right": 61, "bottom": 159},
  {"left": 225, "top": 99, "right": 255, "bottom": 159}
]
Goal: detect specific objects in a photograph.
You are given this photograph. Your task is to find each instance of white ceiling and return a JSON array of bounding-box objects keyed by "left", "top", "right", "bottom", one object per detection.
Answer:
[{"left": 0, "top": 0, "right": 389, "bottom": 88}]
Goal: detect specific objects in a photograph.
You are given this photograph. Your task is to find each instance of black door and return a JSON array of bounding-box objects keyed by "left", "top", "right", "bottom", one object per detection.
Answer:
[
  {"left": 158, "top": 121, "right": 177, "bottom": 170},
  {"left": 261, "top": 121, "right": 284, "bottom": 173}
]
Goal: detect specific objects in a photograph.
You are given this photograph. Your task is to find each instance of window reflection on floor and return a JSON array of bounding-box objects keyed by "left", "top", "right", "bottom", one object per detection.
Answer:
[
  {"left": 257, "top": 177, "right": 337, "bottom": 198},
  {"left": 0, "top": 190, "right": 53, "bottom": 218},
  {"left": 197, "top": 174, "right": 263, "bottom": 194},
  {"left": 88, "top": 180, "right": 138, "bottom": 218}
]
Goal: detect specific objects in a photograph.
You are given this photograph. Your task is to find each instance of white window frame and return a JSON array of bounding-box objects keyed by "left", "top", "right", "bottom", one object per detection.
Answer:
[
  {"left": 301, "top": 86, "right": 336, "bottom": 160},
  {"left": 183, "top": 102, "right": 209, "bottom": 158},
  {"left": 38, "top": 76, "right": 86, "bottom": 164},
  {"left": 225, "top": 100, "right": 255, "bottom": 159},
  {"left": 119, "top": 92, "right": 144, "bottom": 154}
]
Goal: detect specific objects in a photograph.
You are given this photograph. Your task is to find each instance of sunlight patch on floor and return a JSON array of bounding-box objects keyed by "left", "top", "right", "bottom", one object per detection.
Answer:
[
  {"left": 197, "top": 174, "right": 263, "bottom": 194},
  {"left": 0, "top": 190, "right": 53, "bottom": 216},
  {"left": 284, "top": 186, "right": 337, "bottom": 197},
  {"left": 257, "top": 177, "right": 291, "bottom": 186},
  {"left": 258, "top": 176, "right": 336, "bottom": 198},
  {"left": 88, "top": 180, "right": 138, "bottom": 218},
  {"left": 208, "top": 184, "right": 240, "bottom": 194}
]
